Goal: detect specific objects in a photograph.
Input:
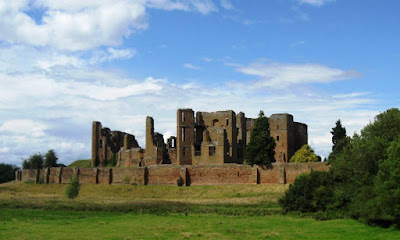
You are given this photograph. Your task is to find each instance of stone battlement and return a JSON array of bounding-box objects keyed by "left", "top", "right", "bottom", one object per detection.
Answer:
[{"left": 16, "top": 163, "right": 329, "bottom": 186}]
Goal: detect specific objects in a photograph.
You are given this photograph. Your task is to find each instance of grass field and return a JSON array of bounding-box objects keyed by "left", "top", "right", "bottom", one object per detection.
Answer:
[
  {"left": 68, "top": 159, "right": 92, "bottom": 168},
  {"left": 0, "top": 181, "right": 399, "bottom": 239}
]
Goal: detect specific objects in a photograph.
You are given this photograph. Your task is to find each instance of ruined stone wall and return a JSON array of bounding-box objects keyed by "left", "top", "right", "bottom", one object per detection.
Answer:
[
  {"left": 79, "top": 168, "right": 97, "bottom": 184},
  {"left": 187, "top": 164, "right": 257, "bottom": 185},
  {"left": 197, "top": 110, "right": 238, "bottom": 163},
  {"left": 293, "top": 122, "right": 308, "bottom": 154},
  {"left": 177, "top": 109, "right": 195, "bottom": 165},
  {"left": 112, "top": 168, "right": 146, "bottom": 185},
  {"left": 146, "top": 165, "right": 183, "bottom": 185},
  {"left": 17, "top": 163, "right": 330, "bottom": 186},
  {"left": 49, "top": 168, "right": 61, "bottom": 183},
  {"left": 269, "top": 114, "right": 295, "bottom": 163}
]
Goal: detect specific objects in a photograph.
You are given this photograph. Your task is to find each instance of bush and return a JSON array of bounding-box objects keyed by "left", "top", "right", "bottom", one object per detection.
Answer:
[
  {"left": 124, "top": 176, "right": 130, "bottom": 184},
  {"left": 279, "top": 171, "right": 335, "bottom": 213},
  {"left": 66, "top": 175, "right": 80, "bottom": 199},
  {"left": 177, "top": 177, "right": 184, "bottom": 187}
]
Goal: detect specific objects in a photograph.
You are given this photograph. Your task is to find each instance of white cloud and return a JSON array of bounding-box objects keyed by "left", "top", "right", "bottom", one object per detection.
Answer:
[
  {"left": 89, "top": 48, "right": 136, "bottom": 64},
  {"left": 297, "top": 0, "right": 335, "bottom": 6},
  {"left": 183, "top": 63, "right": 202, "bottom": 70},
  {"left": 0, "top": 119, "right": 49, "bottom": 138},
  {"left": 235, "top": 61, "right": 361, "bottom": 89},
  {"left": 0, "top": 44, "right": 379, "bottom": 167},
  {"left": 0, "top": 0, "right": 219, "bottom": 51},
  {"left": 220, "top": 0, "right": 234, "bottom": 10},
  {"left": 202, "top": 57, "right": 213, "bottom": 62}
]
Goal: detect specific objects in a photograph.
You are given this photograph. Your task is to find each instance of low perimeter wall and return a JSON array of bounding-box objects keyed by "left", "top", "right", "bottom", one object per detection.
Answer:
[{"left": 16, "top": 163, "right": 329, "bottom": 186}]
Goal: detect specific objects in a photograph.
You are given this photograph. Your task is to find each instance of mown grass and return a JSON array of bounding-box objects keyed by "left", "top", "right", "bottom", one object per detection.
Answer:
[
  {"left": 68, "top": 159, "right": 91, "bottom": 168},
  {"left": 1, "top": 208, "right": 399, "bottom": 240}
]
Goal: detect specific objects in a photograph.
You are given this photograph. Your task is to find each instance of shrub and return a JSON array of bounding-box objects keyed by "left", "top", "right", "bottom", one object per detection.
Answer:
[
  {"left": 177, "top": 177, "right": 184, "bottom": 187},
  {"left": 37, "top": 176, "right": 45, "bottom": 184},
  {"left": 124, "top": 176, "right": 131, "bottom": 184},
  {"left": 66, "top": 175, "right": 80, "bottom": 199},
  {"left": 279, "top": 171, "right": 335, "bottom": 213}
]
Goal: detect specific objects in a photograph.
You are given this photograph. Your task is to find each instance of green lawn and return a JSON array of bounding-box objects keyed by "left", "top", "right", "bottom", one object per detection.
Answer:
[
  {"left": 68, "top": 159, "right": 92, "bottom": 168},
  {"left": 0, "top": 181, "right": 399, "bottom": 239},
  {"left": 1, "top": 208, "right": 399, "bottom": 240}
]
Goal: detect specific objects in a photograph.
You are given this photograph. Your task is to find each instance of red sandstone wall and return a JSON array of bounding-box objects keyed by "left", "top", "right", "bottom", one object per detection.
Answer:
[
  {"left": 49, "top": 168, "right": 61, "bottom": 183},
  {"left": 284, "top": 163, "right": 312, "bottom": 184},
  {"left": 79, "top": 168, "right": 97, "bottom": 184},
  {"left": 61, "top": 168, "right": 75, "bottom": 184},
  {"left": 98, "top": 168, "right": 111, "bottom": 184},
  {"left": 112, "top": 168, "right": 145, "bottom": 185},
  {"left": 187, "top": 164, "right": 257, "bottom": 185},
  {"left": 21, "top": 169, "right": 36, "bottom": 182},
  {"left": 258, "top": 165, "right": 283, "bottom": 184},
  {"left": 147, "top": 165, "right": 182, "bottom": 185},
  {"left": 18, "top": 162, "right": 330, "bottom": 185}
]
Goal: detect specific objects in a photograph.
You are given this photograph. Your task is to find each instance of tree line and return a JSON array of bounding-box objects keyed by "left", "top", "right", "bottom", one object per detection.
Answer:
[{"left": 279, "top": 108, "right": 400, "bottom": 228}]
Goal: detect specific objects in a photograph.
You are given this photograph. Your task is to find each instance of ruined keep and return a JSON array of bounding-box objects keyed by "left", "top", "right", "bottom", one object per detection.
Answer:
[{"left": 91, "top": 109, "right": 307, "bottom": 167}]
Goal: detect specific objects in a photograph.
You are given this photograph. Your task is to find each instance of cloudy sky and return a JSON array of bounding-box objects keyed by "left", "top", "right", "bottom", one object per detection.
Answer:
[{"left": 0, "top": 0, "right": 399, "bottom": 165}]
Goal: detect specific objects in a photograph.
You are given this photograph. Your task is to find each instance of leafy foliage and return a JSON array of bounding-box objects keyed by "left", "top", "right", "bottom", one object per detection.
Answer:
[
  {"left": 22, "top": 153, "right": 44, "bottom": 169},
  {"left": 66, "top": 175, "right": 80, "bottom": 199},
  {"left": 290, "top": 144, "right": 319, "bottom": 163},
  {"left": 245, "top": 110, "right": 276, "bottom": 165},
  {"left": 0, "top": 163, "right": 20, "bottom": 183},
  {"left": 177, "top": 177, "right": 184, "bottom": 187},
  {"left": 279, "top": 171, "right": 335, "bottom": 213},
  {"left": 44, "top": 149, "right": 58, "bottom": 168},
  {"left": 281, "top": 108, "right": 400, "bottom": 228},
  {"left": 331, "top": 120, "right": 347, "bottom": 151}
]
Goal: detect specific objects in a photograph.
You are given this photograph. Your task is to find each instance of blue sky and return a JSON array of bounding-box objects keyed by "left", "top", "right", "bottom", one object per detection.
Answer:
[{"left": 0, "top": 0, "right": 399, "bottom": 165}]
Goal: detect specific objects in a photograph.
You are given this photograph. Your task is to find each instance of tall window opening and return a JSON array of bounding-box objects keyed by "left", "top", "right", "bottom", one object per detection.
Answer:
[
  {"left": 209, "top": 146, "right": 216, "bottom": 156},
  {"left": 181, "top": 112, "right": 185, "bottom": 122},
  {"left": 277, "top": 136, "right": 280, "bottom": 141},
  {"left": 226, "top": 118, "right": 229, "bottom": 126},
  {"left": 182, "top": 127, "right": 186, "bottom": 142}
]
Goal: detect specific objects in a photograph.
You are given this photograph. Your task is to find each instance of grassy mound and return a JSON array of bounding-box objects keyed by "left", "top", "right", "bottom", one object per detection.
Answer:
[{"left": 68, "top": 159, "right": 91, "bottom": 168}]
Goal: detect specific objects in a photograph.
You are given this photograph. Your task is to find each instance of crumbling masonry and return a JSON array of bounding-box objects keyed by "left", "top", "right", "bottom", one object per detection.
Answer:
[{"left": 91, "top": 109, "right": 308, "bottom": 167}]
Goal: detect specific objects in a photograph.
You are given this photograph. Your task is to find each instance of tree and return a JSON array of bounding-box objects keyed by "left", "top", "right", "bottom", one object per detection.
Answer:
[
  {"left": 290, "top": 144, "right": 319, "bottom": 163},
  {"left": 0, "top": 163, "right": 20, "bottom": 183},
  {"left": 44, "top": 149, "right": 58, "bottom": 168},
  {"left": 245, "top": 110, "right": 276, "bottom": 165},
  {"left": 367, "top": 138, "right": 400, "bottom": 227},
  {"left": 22, "top": 153, "right": 44, "bottom": 169},
  {"left": 331, "top": 119, "right": 347, "bottom": 151},
  {"left": 329, "top": 120, "right": 349, "bottom": 163}
]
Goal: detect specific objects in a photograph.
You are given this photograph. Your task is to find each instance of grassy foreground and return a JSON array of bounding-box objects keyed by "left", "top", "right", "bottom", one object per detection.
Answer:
[
  {"left": 0, "top": 181, "right": 399, "bottom": 239},
  {"left": 1, "top": 209, "right": 399, "bottom": 240}
]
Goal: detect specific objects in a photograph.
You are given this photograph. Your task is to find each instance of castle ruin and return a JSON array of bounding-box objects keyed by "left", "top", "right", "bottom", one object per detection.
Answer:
[{"left": 91, "top": 109, "right": 308, "bottom": 167}]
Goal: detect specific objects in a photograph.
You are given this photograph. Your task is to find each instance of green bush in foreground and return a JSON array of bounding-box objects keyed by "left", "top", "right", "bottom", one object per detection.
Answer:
[
  {"left": 279, "top": 171, "right": 335, "bottom": 213},
  {"left": 66, "top": 175, "right": 80, "bottom": 199}
]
